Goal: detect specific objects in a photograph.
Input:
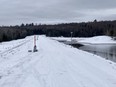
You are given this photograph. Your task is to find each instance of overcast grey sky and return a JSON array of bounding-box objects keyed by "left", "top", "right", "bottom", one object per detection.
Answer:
[{"left": 0, "top": 0, "right": 116, "bottom": 25}]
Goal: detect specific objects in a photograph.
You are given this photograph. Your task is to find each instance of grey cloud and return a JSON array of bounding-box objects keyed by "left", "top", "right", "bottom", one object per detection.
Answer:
[{"left": 0, "top": 0, "right": 116, "bottom": 25}]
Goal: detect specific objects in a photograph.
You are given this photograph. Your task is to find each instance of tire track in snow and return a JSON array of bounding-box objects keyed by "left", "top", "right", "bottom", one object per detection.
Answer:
[
  {"left": 0, "top": 52, "right": 34, "bottom": 87},
  {"left": 0, "top": 39, "right": 31, "bottom": 58},
  {"left": 12, "top": 51, "right": 46, "bottom": 87}
]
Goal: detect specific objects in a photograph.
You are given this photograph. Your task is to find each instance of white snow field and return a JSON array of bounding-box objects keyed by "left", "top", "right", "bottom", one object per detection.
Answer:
[
  {"left": 53, "top": 36, "right": 116, "bottom": 45},
  {"left": 0, "top": 35, "right": 116, "bottom": 87},
  {"left": 78, "top": 36, "right": 116, "bottom": 44}
]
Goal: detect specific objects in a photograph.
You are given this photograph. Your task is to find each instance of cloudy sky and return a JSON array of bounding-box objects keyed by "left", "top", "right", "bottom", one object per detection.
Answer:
[{"left": 0, "top": 0, "right": 116, "bottom": 25}]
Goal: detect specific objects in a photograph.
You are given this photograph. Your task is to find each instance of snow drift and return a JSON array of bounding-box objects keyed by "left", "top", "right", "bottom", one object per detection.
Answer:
[{"left": 78, "top": 36, "right": 116, "bottom": 44}]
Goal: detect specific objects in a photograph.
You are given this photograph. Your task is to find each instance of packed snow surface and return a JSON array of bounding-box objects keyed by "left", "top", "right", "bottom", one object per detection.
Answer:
[{"left": 0, "top": 35, "right": 116, "bottom": 87}]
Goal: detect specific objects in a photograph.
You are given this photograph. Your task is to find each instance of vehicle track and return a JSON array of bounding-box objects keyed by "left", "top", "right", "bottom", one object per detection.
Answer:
[{"left": 0, "top": 39, "right": 32, "bottom": 58}]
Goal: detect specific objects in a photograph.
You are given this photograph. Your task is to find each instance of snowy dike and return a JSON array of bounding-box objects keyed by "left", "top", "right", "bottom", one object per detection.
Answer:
[{"left": 0, "top": 35, "right": 116, "bottom": 87}]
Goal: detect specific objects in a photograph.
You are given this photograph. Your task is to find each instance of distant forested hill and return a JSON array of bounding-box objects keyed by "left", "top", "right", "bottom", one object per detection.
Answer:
[{"left": 0, "top": 20, "right": 116, "bottom": 42}]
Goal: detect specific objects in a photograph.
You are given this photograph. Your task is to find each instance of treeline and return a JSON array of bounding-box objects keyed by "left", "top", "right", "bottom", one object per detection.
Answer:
[{"left": 0, "top": 20, "right": 116, "bottom": 42}]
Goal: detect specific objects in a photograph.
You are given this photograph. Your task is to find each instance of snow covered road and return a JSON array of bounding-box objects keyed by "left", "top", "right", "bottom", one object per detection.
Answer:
[{"left": 0, "top": 36, "right": 116, "bottom": 87}]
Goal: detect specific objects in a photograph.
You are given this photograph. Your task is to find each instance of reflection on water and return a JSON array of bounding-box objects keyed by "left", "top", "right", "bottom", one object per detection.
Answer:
[
  {"left": 58, "top": 40, "right": 116, "bottom": 62},
  {"left": 79, "top": 45, "right": 116, "bottom": 62}
]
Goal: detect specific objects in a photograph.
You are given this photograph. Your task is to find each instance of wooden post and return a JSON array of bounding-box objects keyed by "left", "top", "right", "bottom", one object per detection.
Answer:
[
  {"left": 34, "top": 35, "right": 36, "bottom": 46},
  {"left": 71, "top": 32, "right": 73, "bottom": 47}
]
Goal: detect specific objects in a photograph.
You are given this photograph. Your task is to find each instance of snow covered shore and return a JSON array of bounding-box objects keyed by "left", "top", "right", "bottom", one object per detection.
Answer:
[
  {"left": 78, "top": 36, "right": 116, "bottom": 45},
  {"left": 0, "top": 35, "right": 116, "bottom": 87},
  {"left": 53, "top": 36, "right": 116, "bottom": 45}
]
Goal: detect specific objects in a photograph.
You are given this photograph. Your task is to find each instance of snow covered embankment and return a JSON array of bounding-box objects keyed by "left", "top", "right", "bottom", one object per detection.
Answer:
[
  {"left": 52, "top": 36, "right": 116, "bottom": 45},
  {"left": 0, "top": 35, "right": 116, "bottom": 87},
  {"left": 78, "top": 36, "right": 116, "bottom": 45}
]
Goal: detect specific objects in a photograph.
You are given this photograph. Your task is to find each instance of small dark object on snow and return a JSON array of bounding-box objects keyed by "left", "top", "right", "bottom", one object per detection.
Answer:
[
  {"left": 28, "top": 50, "right": 32, "bottom": 52},
  {"left": 33, "top": 45, "right": 38, "bottom": 52}
]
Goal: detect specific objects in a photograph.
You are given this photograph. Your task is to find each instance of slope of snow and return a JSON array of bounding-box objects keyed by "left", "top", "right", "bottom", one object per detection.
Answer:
[
  {"left": 52, "top": 37, "right": 79, "bottom": 41},
  {"left": 0, "top": 35, "right": 116, "bottom": 87},
  {"left": 52, "top": 36, "right": 116, "bottom": 45},
  {"left": 78, "top": 36, "right": 116, "bottom": 44}
]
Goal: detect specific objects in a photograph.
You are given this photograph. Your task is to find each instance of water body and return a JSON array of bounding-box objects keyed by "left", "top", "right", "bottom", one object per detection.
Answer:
[
  {"left": 58, "top": 40, "right": 116, "bottom": 62},
  {"left": 79, "top": 44, "right": 116, "bottom": 62}
]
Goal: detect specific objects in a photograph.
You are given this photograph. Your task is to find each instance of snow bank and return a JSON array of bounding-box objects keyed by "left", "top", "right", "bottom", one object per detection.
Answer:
[
  {"left": 78, "top": 36, "right": 116, "bottom": 44},
  {"left": 52, "top": 36, "right": 116, "bottom": 45},
  {"left": 52, "top": 37, "right": 80, "bottom": 42}
]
